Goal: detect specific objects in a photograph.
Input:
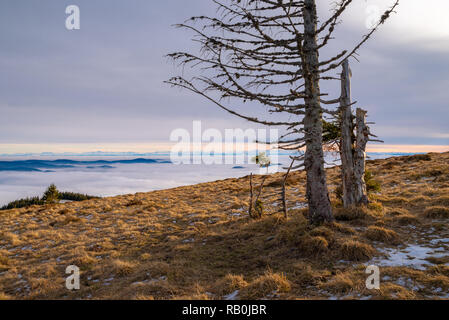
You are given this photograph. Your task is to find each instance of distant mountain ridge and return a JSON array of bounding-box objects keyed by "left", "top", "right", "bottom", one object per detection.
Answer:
[{"left": 0, "top": 158, "right": 171, "bottom": 172}]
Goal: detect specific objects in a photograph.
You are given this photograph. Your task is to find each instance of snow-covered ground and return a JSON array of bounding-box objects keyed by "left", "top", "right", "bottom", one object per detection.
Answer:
[{"left": 370, "top": 243, "right": 449, "bottom": 270}]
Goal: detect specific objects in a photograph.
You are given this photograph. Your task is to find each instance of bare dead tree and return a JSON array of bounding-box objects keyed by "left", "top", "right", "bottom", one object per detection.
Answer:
[
  {"left": 354, "top": 108, "right": 372, "bottom": 205},
  {"left": 339, "top": 59, "right": 356, "bottom": 207},
  {"left": 339, "top": 60, "right": 384, "bottom": 207},
  {"left": 166, "top": 0, "right": 399, "bottom": 224}
]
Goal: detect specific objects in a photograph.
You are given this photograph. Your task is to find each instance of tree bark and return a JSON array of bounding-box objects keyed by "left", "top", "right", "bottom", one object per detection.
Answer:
[
  {"left": 302, "top": 0, "right": 333, "bottom": 224},
  {"left": 354, "top": 108, "right": 369, "bottom": 205},
  {"left": 340, "top": 59, "right": 356, "bottom": 207}
]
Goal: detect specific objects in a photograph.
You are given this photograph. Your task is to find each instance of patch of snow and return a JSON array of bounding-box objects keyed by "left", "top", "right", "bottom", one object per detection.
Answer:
[
  {"left": 291, "top": 202, "right": 308, "bottom": 210},
  {"left": 131, "top": 275, "right": 167, "bottom": 287},
  {"left": 370, "top": 244, "right": 448, "bottom": 270},
  {"left": 230, "top": 212, "right": 242, "bottom": 217},
  {"left": 394, "top": 277, "right": 423, "bottom": 291},
  {"left": 208, "top": 218, "right": 219, "bottom": 224},
  {"left": 430, "top": 238, "right": 449, "bottom": 245},
  {"left": 224, "top": 290, "right": 240, "bottom": 300}
]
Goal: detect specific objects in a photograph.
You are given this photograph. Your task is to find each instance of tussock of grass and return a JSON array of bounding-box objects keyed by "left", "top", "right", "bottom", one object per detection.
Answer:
[
  {"left": 277, "top": 214, "right": 308, "bottom": 245},
  {"left": 364, "top": 226, "right": 400, "bottom": 244},
  {"left": 111, "top": 259, "right": 136, "bottom": 276},
  {"left": 334, "top": 206, "right": 368, "bottom": 221},
  {"left": 0, "top": 251, "right": 10, "bottom": 269},
  {"left": 239, "top": 271, "right": 290, "bottom": 299},
  {"left": 432, "top": 195, "right": 449, "bottom": 206},
  {"left": 0, "top": 292, "right": 11, "bottom": 300},
  {"left": 425, "top": 256, "right": 449, "bottom": 265},
  {"left": 309, "top": 226, "right": 334, "bottom": 241},
  {"left": 337, "top": 240, "right": 376, "bottom": 261},
  {"left": 0, "top": 232, "right": 22, "bottom": 246},
  {"left": 328, "top": 222, "right": 356, "bottom": 234},
  {"left": 376, "top": 283, "right": 416, "bottom": 300},
  {"left": 320, "top": 273, "right": 354, "bottom": 295},
  {"left": 392, "top": 214, "right": 420, "bottom": 225},
  {"left": 422, "top": 275, "right": 449, "bottom": 290},
  {"left": 214, "top": 274, "right": 248, "bottom": 296},
  {"left": 387, "top": 208, "right": 409, "bottom": 216},
  {"left": 429, "top": 265, "right": 449, "bottom": 277},
  {"left": 367, "top": 202, "right": 384, "bottom": 215},
  {"left": 423, "top": 206, "right": 449, "bottom": 219},
  {"left": 299, "top": 236, "right": 329, "bottom": 256}
]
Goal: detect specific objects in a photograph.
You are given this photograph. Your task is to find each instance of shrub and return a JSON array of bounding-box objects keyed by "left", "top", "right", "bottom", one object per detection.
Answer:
[
  {"left": 334, "top": 170, "right": 381, "bottom": 201},
  {"left": 365, "top": 171, "right": 381, "bottom": 194},
  {"left": 253, "top": 200, "right": 263, "bottom": 219}
]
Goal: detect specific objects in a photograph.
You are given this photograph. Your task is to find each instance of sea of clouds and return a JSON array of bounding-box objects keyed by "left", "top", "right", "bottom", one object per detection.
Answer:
[{"left": 0, "top": 152, "right": 415, "bottom": 206}]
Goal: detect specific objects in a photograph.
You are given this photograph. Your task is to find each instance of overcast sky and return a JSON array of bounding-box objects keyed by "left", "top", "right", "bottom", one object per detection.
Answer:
[{"left": 0, "top": 0, "right": 448, "bottom": 154}]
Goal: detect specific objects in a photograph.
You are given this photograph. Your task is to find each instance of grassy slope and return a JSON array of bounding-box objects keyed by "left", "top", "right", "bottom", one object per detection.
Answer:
[{"left": 0, "top": 152, "right": 448, "bottom": 300}]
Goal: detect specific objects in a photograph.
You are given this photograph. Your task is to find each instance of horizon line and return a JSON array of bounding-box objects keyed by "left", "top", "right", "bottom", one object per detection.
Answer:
[{"left": 0, "top": 143, "right": 448, "bottom": 156}]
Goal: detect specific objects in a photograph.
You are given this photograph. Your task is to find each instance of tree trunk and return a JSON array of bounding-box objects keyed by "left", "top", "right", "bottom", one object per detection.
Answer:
[
  {"left": 302, "top": 0, "right": 333, "bottom": 224},
  {"left": 354, "top": 108, "right": 369, "bottom": 205},
  {"left": 340, "top": 59, "right": 356, "bottom": 207}
]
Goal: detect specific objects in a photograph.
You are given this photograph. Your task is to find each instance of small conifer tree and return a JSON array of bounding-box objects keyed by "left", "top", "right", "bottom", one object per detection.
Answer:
[{"left": 42, "top": 184, "right": 60, "bottom": 204}]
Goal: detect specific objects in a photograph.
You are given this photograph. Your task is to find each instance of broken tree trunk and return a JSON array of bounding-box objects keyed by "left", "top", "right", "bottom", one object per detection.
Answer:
[
  {"left": 248, "top": 172, "right": 268, "bottom": 219},
  {"left": 354, "top": 108, "right": 370, "bottom": 205},
  {"left": 302, "top": 0, "right": 333, "bottom": 224},
  {"left": 339, "top": 59, "right": 357, "bottom": 208}
]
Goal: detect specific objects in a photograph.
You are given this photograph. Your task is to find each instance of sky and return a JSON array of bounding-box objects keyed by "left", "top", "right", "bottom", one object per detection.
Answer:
[{"left": 0, "top": 0, "right": 448, "bottom": 154}]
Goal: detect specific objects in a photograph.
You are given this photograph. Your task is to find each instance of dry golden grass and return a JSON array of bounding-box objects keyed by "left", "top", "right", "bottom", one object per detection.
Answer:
[
  {"left": 364, "top": 226, "right": 400, "bottom": 244},
  {"left": 214, "top": 274, "right": 248, "bottom": 297},
  {"left": 423, "top": 206, "right": 449, "bottom": 219},
  {"left": 337, "top": 240, "right": 376, "bottom": 262},
  {"left": 0, "top": 151, "right": 448, "bottom": 300},
  {"left": 239, "top": 271, "right": 291, "bottom": 299},
  {"left": 319, "top": 273, "right": 355, "bottom": 295}
]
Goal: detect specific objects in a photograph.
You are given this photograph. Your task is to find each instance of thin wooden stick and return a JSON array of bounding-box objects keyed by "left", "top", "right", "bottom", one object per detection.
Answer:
[
  {"left": 282, "top": 159, "right": 295, "bottom": 219},
  {"left": 249, "top": 173, "right": 254, "bottom": 218}
]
